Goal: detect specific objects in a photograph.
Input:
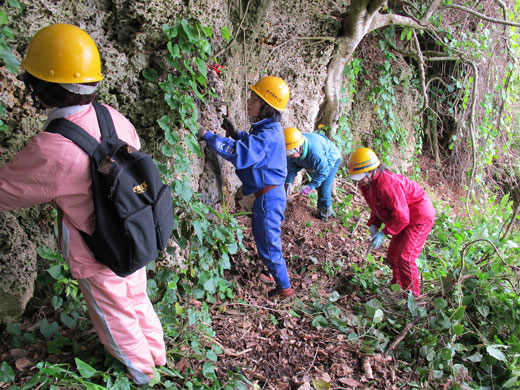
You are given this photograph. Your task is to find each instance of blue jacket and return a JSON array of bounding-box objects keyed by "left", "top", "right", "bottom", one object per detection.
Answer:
[
  {"left": 286, "top": 133, "right": 341, "bottom": 190},
  {"left": 203, "top": 118, "right": 287, "bottom": 194}
]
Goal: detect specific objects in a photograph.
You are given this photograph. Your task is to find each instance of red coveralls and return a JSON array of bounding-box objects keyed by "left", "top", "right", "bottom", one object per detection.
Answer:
[
  {"left": 0, "top": 104, "right": 166, "bottom": 384},
  {"left": 361, "top": 169, "right": 435, "bottom": 296}
]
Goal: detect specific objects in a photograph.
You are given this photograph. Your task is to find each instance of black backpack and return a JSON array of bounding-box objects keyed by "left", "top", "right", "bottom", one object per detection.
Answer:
[{"left": 46, "top": 102, "right": 174, "bottom": 277}]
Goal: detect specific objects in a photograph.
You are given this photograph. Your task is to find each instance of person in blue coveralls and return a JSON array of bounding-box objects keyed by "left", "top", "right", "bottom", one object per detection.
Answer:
[
  {"left": 283, "top": 127, "right": 341, "bottom": 220},
  {"left": 199, "top": 76, "right": 294, "bottom": 299}
]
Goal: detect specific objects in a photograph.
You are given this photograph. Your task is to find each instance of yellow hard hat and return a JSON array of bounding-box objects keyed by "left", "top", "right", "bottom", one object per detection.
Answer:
[
  {"left": 22, "top": 24, "right": 103, "bottom": 83},
  {"left": 348, "top": 148, "right": 380, "bottom": 180},
  {"left": 283, "top": 127, "right": 304, "bottom": 150},
  {"left": 250, "top": 76, "right": 290, "bottom": 111}
]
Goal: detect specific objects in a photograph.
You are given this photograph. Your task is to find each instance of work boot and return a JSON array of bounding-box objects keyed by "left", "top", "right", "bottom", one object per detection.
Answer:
[
  {"left": 259, "top": 270, "right": 275, "bottom": 284},
  {"left": 317, "top": 207, "right": 334, "bottom": 221},
  {"left": 268, "top": 287, "right": 295, "bottom": 299}
]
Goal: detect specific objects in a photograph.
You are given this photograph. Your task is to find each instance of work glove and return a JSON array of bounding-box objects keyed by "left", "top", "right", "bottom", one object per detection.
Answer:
[
  {"left": 369, "top": 224, "right": 379, "bottom": 237},
  {"left": 300, "top": 185, "right": 312, "bottom": 196},
  {"left": 370, "top": 231, "right": 385, "bottom": 250},
  {"left": 285, "top": 183, "right": 294, "bottom": 196},
  {"left": 221, "top": 115, "right": 239, "bottom": 140},
  {"left": 197, "top": 128, "right": 207, "bottom": 140}
]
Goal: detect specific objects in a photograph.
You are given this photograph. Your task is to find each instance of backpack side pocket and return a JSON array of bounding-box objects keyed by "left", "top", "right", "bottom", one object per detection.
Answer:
[
  {"left": 124, "top": 205, "right": 158, "bottom": 272},
  {"left": 153, "top": 185, "right": 174, "bottom": 249}
]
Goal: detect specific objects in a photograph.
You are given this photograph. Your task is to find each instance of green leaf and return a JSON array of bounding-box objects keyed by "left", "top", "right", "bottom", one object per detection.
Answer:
[
  {"left": 452, "top": 324, "right": 464, "bottom": 336},
  {"left": 142, "top": 68, "right": 158, "bottom": 82},
  {"left": 0, "top": 48, "right": 20, "bottom": 73},
  {"left": 75, "top": 358, "right": 97, "bottom": 378},
  {"left": 0, "top": 362, "right": 15, "bottom": 382},
  {"left": 38, "top": 246, "right": 63, "bottom": 261},
  {"left": 440, "top": 347, "right": 453, "bottom": 360},
  {"left": 328, "top": 291, "right": 340, "bottom": 302},
  {"left": 23, "top": 332, "right": 37, "bottom": 343},
  {"left": 6, "top": 323, "right": 21, "bottom": 336},
  {"left": 466, "top": 351, "right": 483, "bottom": 362},
  {"left": 39, "top": 319, "right": 59, "bottom": 339},
  {"left": 202, "top": 277, "right": 217, "bottom": 294},
  {"left": 163, "top": 24, "right": 178, "bottom": 40},
  {"left": 502, "top": 376, "right": 519, "bottom": 388},
  {"left": 47, "top": 264, "right": 63, "bottom": 280},
  {"left": 451, "top": 306, "right": 466, "bottom": 321},
  {"left": 180, "top": 19, "right": 196, "bottom": 42},
  {"left": 311, "top": 315, "right": 328, "bottom": 328},
  {"left": 486, "top": 345, "right": 507, "bottom": 361},
  {"left": 195, "top": 57, "right": 208, "bottom": 78},
  {"left": 149, "top": 367, "right": 161, "bottom": 386},
  {"left": 0, "top": 11, "right": 7, "bottom": 26},
  {"left": 221, "top": 26, "right": 231, "bottom": 42},
  {"left": 157, "top": 115, "right": 171, "bottom": 132},
  {"left": 433, "top": 297, "right": 448, "bottom": 309},
  {"left": 9, "top": 0, "right": 22, "bottom": 9},
  {"left": 51, "top": 295, "right": 63, "bottom": 310},
  {"left": 477, "top": 304, "right": 489, "bottom": 317},
  {"left": 162, "top": 144, "right": 174, "bottom": 157},
  {"left": 312, "top": 379, "right": 331, "bottom": 389},
  {"left": 206, "top": 349, "right": 218, "bottom": 362},
  {"left": 365, "top": 298, "right": 382, "bottom": 318},
  {"left": 373, "top": 309, "right": 384, "bottom": 323},
  {"left": 60, "top": 311, "right": 79, "bottom": 329},
  {"left": 201, "top": 361, "right": 215, "bottom": 378}
]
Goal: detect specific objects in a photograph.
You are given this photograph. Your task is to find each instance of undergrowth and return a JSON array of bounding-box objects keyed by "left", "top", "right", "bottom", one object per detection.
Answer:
[{"left": 1, "top": 17, "right": 520, "bottom": 390}]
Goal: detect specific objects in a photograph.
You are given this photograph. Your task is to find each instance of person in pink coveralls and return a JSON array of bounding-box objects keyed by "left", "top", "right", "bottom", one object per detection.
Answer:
[
  {"left": 348, "top": 148, "right": 435, "bottom": 297},
  {"left": 0, "top": 24, "right": 165, "bottom": 384}
]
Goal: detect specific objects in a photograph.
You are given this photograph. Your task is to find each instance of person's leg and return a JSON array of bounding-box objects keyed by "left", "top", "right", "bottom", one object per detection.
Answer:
[
  {"left": 78, "top": 267, "right": 162, "bottom": 385},
  {"left": 251, "top": 185, "right": 291, "bottom": 289},
  {"left": 317, "top": 158, "right": 341, "bottom": 216},
  {"left": 394, "top": 221, "right": 434, "bottom": 297},
  {"left": 125, "top": 268, "right": 166, "bottom": 366},
  {"left": 386, "top": 233, "right": 404, "bottom": 287}
]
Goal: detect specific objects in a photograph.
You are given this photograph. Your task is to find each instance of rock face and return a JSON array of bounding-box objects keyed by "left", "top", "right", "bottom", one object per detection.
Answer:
[
  {"left": 0, "top": 212, "right": 37, "bottom": 322},
  {"left": 0, "top": 0, "right": 419, "bottom": 321}
]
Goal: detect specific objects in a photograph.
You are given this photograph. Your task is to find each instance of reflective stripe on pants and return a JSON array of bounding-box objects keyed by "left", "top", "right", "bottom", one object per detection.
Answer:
[{"left": 77, "top": 267, "right": 166, "bottom": 384}]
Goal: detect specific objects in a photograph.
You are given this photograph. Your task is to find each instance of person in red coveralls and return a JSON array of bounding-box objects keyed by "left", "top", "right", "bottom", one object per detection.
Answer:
[{"left": 348, "top": 148, "right": 435, "bottom": 296}]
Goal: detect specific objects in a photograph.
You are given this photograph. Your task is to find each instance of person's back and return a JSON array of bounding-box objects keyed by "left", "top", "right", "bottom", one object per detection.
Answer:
[
  {"left": 230, "top": 117, "right": 287, "bottom": 194},
  {"left": 284, "top": 128, "right": 342, "bottom": 220},
  {"left": 0, "top": 23, "right": 166, "bottom": 384},
  {"left": 361, "top": 168, "right": 434, "bottom": 234}
]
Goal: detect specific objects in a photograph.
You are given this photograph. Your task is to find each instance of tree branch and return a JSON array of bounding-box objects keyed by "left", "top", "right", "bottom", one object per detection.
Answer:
[
  {"left": 464, "top": 60, "right": 479, "bottom": 224},
  {"left": 368, "top": 12, "right": 424, "bottom": 34},
  {"left": 445, "top": 3, "right": 520, "bottom": 28},
  {"left": 214, "top": 0, "right": 251, "bottom": 58},
  {"left": 413, "top": 30, "right": 428, "bottom": 117}
]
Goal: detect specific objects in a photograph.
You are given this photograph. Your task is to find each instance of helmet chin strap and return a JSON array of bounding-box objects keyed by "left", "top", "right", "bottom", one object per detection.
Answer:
[{"left": 367, "top": 169, "right": 377, "bottom": 186}]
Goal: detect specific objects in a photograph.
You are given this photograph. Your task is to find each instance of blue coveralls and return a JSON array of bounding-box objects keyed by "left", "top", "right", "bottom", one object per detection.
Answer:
[
  {"left": 286, "top": 133, "right": 341, "bottom": 213},
  {"left": 202, "top": 118, "right": 291, "bottom": 289}
]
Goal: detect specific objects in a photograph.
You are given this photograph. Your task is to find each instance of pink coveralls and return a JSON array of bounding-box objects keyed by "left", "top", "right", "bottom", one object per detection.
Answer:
[
  {"left": 0, "top": 104, "right": 166, "bottom": 384},
  {"left": 361, "top": 169, "right": 435, "bottom": 296}
]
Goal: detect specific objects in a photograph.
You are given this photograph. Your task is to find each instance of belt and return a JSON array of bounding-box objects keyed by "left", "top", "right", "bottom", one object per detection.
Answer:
[{"left": 254, "top": 184, "right": 277, "bottom": 198}]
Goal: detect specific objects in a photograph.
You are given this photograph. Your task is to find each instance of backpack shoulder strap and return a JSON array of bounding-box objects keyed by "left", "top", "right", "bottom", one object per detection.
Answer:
[
  {"left": 92, "top": 102, "right": 118, "bottom": 141},
  {"left": 46, "top": 118, "right": 100, "bottom": 157}
]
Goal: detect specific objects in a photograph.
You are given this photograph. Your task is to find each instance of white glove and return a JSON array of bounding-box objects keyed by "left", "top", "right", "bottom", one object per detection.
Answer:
[{"left": 369, "top": 224, "right": 379, "bottom": 238}]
